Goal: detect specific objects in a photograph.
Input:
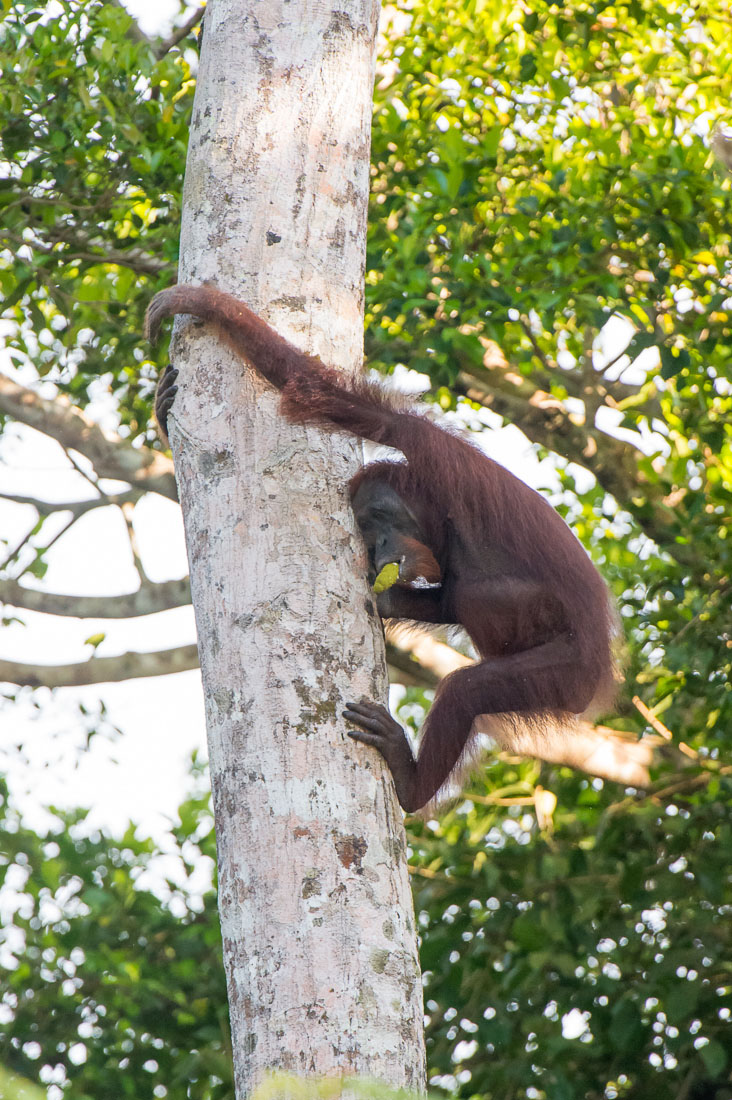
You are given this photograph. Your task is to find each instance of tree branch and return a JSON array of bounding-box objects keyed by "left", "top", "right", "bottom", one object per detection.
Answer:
[
  {"left": 0, "top": 373, "right": 177, "bottom": 500},
  {"left": 457, "top": 364, "right": 641, "bottom": 494},
  {"left": 454, "top": 365, "right": 693, "bottom": 560},
  {"left": 109, "top": 0, "right": 151, "bottom": 44},
  {"left": 386, "top": 623, "right": 472, "bottom": 687},
  {"left": 386, "top": 643, "right": 439, "bottom": 687},
  {"left": 120, "top": 500, "right": 150, "bottom": 585},
  {"left": 475, "top": 714, "right": 656, "bottom": 788},
  {"left": 4, "top": 224, "right": 168, "bottom": 276},
  {"left": 0, "top": 577, "right": 191, "bottom": 618},
  {"left": 155, "top": 4, "right": 204, "bottom": 59},
  {"left": 1, "top": 600, "right": 657, "bottom": 787},
  {"left": 0, "top": 489, "right": 141, "bottom": 516},
  {"left": 0, "top": 644, "right": 199, "bottom": 687}
]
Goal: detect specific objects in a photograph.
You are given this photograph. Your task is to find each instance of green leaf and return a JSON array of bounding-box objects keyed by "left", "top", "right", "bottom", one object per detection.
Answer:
[
  {"left": 609, "top": 1000, "right": 646, "bottom": 1053},
  {"left": 699, "top": 1040, "right": 728, "bottom": 1078}
]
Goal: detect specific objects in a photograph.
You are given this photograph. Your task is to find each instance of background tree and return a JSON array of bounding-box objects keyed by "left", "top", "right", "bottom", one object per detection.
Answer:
[
  {"left": 0, "top": 768, "right": 233, "bottom": 1100},
  {"left": 1, "top": 0, "right": 731, "bottom": 1098}
]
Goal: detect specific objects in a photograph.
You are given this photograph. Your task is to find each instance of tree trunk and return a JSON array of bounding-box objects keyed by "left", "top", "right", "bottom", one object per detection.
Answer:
[{"left": 165, "top": 0, "right": 425, "bottom": 1093}]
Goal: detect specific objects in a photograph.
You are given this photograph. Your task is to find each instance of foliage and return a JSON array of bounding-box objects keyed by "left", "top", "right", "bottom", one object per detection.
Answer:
[
  {"left": 367, "top": 2, "right": 732, "bottom": 1092},
  {"left": 3, "top": 756, "right": 731, "bottom": 1100},
  {"left": 0, "top": 771, "right": 231, "bottom": 1100},
  {"left": 0, "top": 1065, "right": 47, "bottom": 1100},
  {"left": 0, "top": 0, "right": 190, "bottom": 433},
  {"left": 1, "top": 0, "right": 732, "bottom": 1098},
  {"left": 410, "top": 761, "right": 732, "bottom": 1099}
]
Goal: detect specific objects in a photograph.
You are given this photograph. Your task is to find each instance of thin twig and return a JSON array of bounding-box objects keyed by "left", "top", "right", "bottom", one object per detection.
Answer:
[
  {"left": 2, "top": 510, "right": 81, "bottom": 576},
  {"left": 2, "top": 225, "right": 167, "bottom": 276},
  {"left": 62, "top": 446, "right": 105, "bottom": 497},
  {"left": 155, "top": 5, "right": 205, "bottom": 59},
  {"left": 36, "top": 513, "right": 79, "bottom": 557},
  {"left": 629, "top": 707, "right": 699, "bottom": 764},
  {"left": 120, "top": 500, "right": 149, "bottom": 585},
  {"left": 632, "top": 695, "right": 673, "bottom": 741},
  {"left": 0, "top": 524, "right": 39, "bottom": 573},
  {"left": 668, "top": 584, "right": 731, "bottom": 646},
  {"left": 519, "top": 317, "right": 558, "bottom": 379},
  {"left": 0, "top": 489, "right": 140, "bottom": 516},
  {"left": 649, "top": 773, "right": 711, "bottom": 800},
  {"left": 470, "top": 793, "right": 537, "bottom": 807}
]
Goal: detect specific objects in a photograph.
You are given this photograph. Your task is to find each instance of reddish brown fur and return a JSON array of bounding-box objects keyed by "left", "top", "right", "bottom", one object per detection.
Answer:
[{"left": 146, "top": 284, "right": 617, "bottom": 808}]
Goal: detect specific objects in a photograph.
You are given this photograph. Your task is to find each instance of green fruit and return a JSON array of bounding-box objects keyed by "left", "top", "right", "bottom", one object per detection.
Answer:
[{"left": 373, "top": 562, "right": 400, "bottom": 593}]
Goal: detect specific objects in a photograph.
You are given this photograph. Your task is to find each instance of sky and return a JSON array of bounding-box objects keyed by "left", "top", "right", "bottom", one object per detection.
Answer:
[{"left": 0, "top": 408, "right": 206, "bottom": 839}]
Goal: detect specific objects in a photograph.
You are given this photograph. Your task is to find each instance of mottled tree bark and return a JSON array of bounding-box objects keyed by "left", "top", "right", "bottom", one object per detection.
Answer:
[{"left": 165, "top": 0, "right": 425, "bottom": 1093}]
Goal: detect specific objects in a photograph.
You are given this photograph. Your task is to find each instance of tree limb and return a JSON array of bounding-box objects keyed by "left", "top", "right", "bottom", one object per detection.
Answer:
[
  {"left": 0, "top": 489, "right": 141, "bottom": 516},
  {"left": 386, "top": 623, "right": 472, "bottom": 686},
  {"left": 454, "top": 365, "right": 694, "bottom": 560},
  {"left": 155, "top": 4, "right": 204, "bottom": 59},
  {"left": 109, "top": 0, "right": 150, "bottom": 44},
  {"left": 475, "top": 714, "right": 656, "bottom": 788},
  {"left": 457, "top": 365, "right": 643, "bottom": 500},
  {"left": 0, "top": 577, "right": 191, "bottom": 618},
  {"left": 0, "top": 372, "right": 177, "bottom": 500},
  {"left": 1, "top": 604, "right": 656, "bottom": 786},
  {"left": 3, "top": 224, "right": 168, "bottom": 276},
  {"left": 386, "top": 643, "right": 439, "bottom": 687},
  {"left": 0, "top": 644, "right": 199, "bottom": 687}
]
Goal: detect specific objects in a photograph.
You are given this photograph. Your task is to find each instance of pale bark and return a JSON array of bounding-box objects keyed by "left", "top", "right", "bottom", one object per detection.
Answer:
[{"left": 166, "top": 1, "right": 425, "bottom": 1093}]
